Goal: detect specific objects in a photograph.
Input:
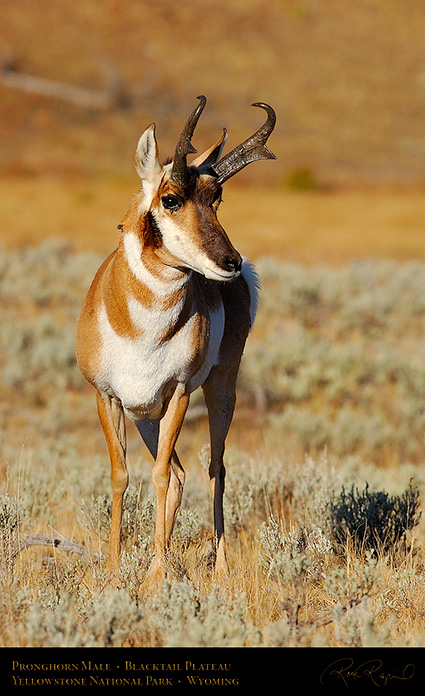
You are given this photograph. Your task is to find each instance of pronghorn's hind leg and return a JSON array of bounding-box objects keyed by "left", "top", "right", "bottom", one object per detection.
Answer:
[
  {"left": 136, "top": 386, "right": 189, "bottom": 590},
  {"left": 96, "top": 391, "right": 128, "bottom": 576},
  {"left": 136, "top": 418, "right": 186, "bottom": 546},
  {"left": 165, "top": 451, "right": 186, "bottom": 543}
]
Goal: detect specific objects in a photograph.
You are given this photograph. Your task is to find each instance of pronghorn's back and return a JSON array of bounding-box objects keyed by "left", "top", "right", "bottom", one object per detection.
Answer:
[{"left": 76, "top": 96, "right": 275, "bottom": 589}]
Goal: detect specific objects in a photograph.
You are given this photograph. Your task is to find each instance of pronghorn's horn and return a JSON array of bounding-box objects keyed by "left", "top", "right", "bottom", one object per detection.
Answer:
[
  {"left": 212, "top": 102, "right": 276, "bottom": 184},
  {"left": 171, "top": 95, "right": 206, "bottom": 188}
]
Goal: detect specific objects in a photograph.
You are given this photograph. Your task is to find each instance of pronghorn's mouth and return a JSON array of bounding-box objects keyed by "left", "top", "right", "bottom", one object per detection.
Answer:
[
  {"left": 161, "top": 256, "right": 238, "bottom": 281},
  {"left": 201, "top": 265, "right": 240, "bottom": 282},
  {"left": 193, "top": 253, "right": 242, "bottom": 282}
]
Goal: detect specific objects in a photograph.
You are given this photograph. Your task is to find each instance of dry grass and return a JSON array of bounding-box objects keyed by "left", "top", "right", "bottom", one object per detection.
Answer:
[{"left": 1, "top": 438, "right": 424, "bottom": 649}]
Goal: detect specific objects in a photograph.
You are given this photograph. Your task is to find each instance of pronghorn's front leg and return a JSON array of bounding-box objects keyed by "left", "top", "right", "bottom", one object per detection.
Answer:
[
  {"left": 146, "top": 384, "right": 190, "bottom": 586},
  {"left": 96, "top": 391, "right": 128, "bottom": 574}
]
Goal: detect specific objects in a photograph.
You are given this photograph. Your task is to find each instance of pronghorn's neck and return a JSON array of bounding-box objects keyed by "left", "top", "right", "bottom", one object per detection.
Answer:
[
  {"left": 120, "top": 197, "right": 192, "bottom": 293},
  {"left": 122, "top": 228, "right": 190, "bottom": 301},
  {"left": 93, "top": 201, "right": 195, "bottom": 353},
  {"left": 102, "top": 224, "right": 194, "bottom": 350}
]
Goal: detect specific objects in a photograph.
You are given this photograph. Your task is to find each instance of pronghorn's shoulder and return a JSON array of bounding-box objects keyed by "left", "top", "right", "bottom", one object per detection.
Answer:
[{"left": 76, "top": 250, "right": 117, "bottom": 386}]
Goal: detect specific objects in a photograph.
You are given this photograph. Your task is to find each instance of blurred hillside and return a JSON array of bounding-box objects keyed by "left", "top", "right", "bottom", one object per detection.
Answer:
[{"left": 2, "top": 0, "right": 425, "bottom": 188}]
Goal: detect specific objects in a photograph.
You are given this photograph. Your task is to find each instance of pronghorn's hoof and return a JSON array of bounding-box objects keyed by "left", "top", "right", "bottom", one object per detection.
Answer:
[
  {"left": 214, "top": 561, "right": 230, "bottom": 582},
  {"left": 213, "top": 543, "right": 229, "bottom": 580},
  {"left": 139, "top": 559, "right": 166, "bottom": 596}
]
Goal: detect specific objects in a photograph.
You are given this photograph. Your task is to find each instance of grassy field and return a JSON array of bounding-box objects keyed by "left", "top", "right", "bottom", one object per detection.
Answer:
[{"left": 2, "top": 184, "right": 425, "bottom": 648}]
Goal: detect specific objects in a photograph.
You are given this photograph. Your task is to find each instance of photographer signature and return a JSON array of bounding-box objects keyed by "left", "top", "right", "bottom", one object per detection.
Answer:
[{"left": 320, "top": 657, "right": 415, "bottom": 688}]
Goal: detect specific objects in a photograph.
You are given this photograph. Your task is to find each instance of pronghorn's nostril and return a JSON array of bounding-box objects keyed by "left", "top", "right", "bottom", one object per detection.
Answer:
[{"left": 225, "top": 256, "right": 242, "bottom": 273}]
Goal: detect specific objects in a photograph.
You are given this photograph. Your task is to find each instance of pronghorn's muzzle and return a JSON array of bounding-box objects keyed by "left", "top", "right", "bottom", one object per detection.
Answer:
[
  {"left": 210, "top": 250, "right": 242, "bottom": 280},
  {"left": 223, "top": 254, "right": 242, "bottom": 275}
]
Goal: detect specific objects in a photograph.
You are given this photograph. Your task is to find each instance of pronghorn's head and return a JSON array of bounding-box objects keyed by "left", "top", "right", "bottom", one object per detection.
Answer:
[{"left": 132, "top": 95, "right": 276, "bottom": 282}]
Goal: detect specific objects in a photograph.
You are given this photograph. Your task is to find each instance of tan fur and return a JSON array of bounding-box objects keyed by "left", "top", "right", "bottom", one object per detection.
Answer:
[{"left": 76, "top": 251, "right": 114, "bottom": 387}]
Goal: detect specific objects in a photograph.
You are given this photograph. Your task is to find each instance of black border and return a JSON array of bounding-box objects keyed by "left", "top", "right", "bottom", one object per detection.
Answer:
[{"left": 3, "top": 646, "right": 422, "bottom": 692}]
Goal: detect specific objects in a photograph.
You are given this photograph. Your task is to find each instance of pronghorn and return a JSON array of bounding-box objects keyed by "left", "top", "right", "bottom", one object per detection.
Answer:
[{"left": 76, "top": 95, "right": 276, "bottom": 587}]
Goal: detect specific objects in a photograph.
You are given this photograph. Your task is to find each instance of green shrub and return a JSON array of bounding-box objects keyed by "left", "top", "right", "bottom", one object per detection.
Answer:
[{"left": 328, "top": 481, "right": 421, "bottom": 556}]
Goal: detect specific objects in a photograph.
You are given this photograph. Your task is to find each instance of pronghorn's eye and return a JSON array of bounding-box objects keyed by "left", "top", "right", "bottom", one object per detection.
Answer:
[{"left": 161, "top": 195, "right": 182, "bottom": 212}]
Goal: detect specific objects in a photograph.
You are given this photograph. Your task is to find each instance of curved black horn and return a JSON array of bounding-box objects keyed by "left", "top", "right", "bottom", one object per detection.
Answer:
[
  {"left": 212, "top": 102, "right": 276, "bottom": 184},
  {"left": 171, "top": 95, "right": 207, "bottom": 188}
]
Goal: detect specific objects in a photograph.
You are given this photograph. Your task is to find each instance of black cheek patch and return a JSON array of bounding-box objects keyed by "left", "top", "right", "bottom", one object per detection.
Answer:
[{"left": 145, "top": 211, "right": 163, "bottom": 248}]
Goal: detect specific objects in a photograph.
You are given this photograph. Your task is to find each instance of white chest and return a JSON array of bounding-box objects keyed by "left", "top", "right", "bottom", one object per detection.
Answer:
[{"left": 96, "top": 295, "right": 224, "bottom": 420}]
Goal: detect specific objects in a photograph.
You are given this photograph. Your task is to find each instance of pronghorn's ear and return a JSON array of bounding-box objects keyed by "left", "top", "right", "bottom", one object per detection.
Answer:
[
  {"left": 192, "top": 128, "right": 228, "bottom": 170},
  {"left": 135, "top": 124, "right": 162, "bottom": 183}
]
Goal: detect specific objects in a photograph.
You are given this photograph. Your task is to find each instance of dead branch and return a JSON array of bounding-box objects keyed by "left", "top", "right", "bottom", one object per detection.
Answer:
[
  {"left": 12, "top": 531, "right": 102, "bottom": 561},
  {"left": 1, "top": 64, "right": 115, "bottom": 110}
]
